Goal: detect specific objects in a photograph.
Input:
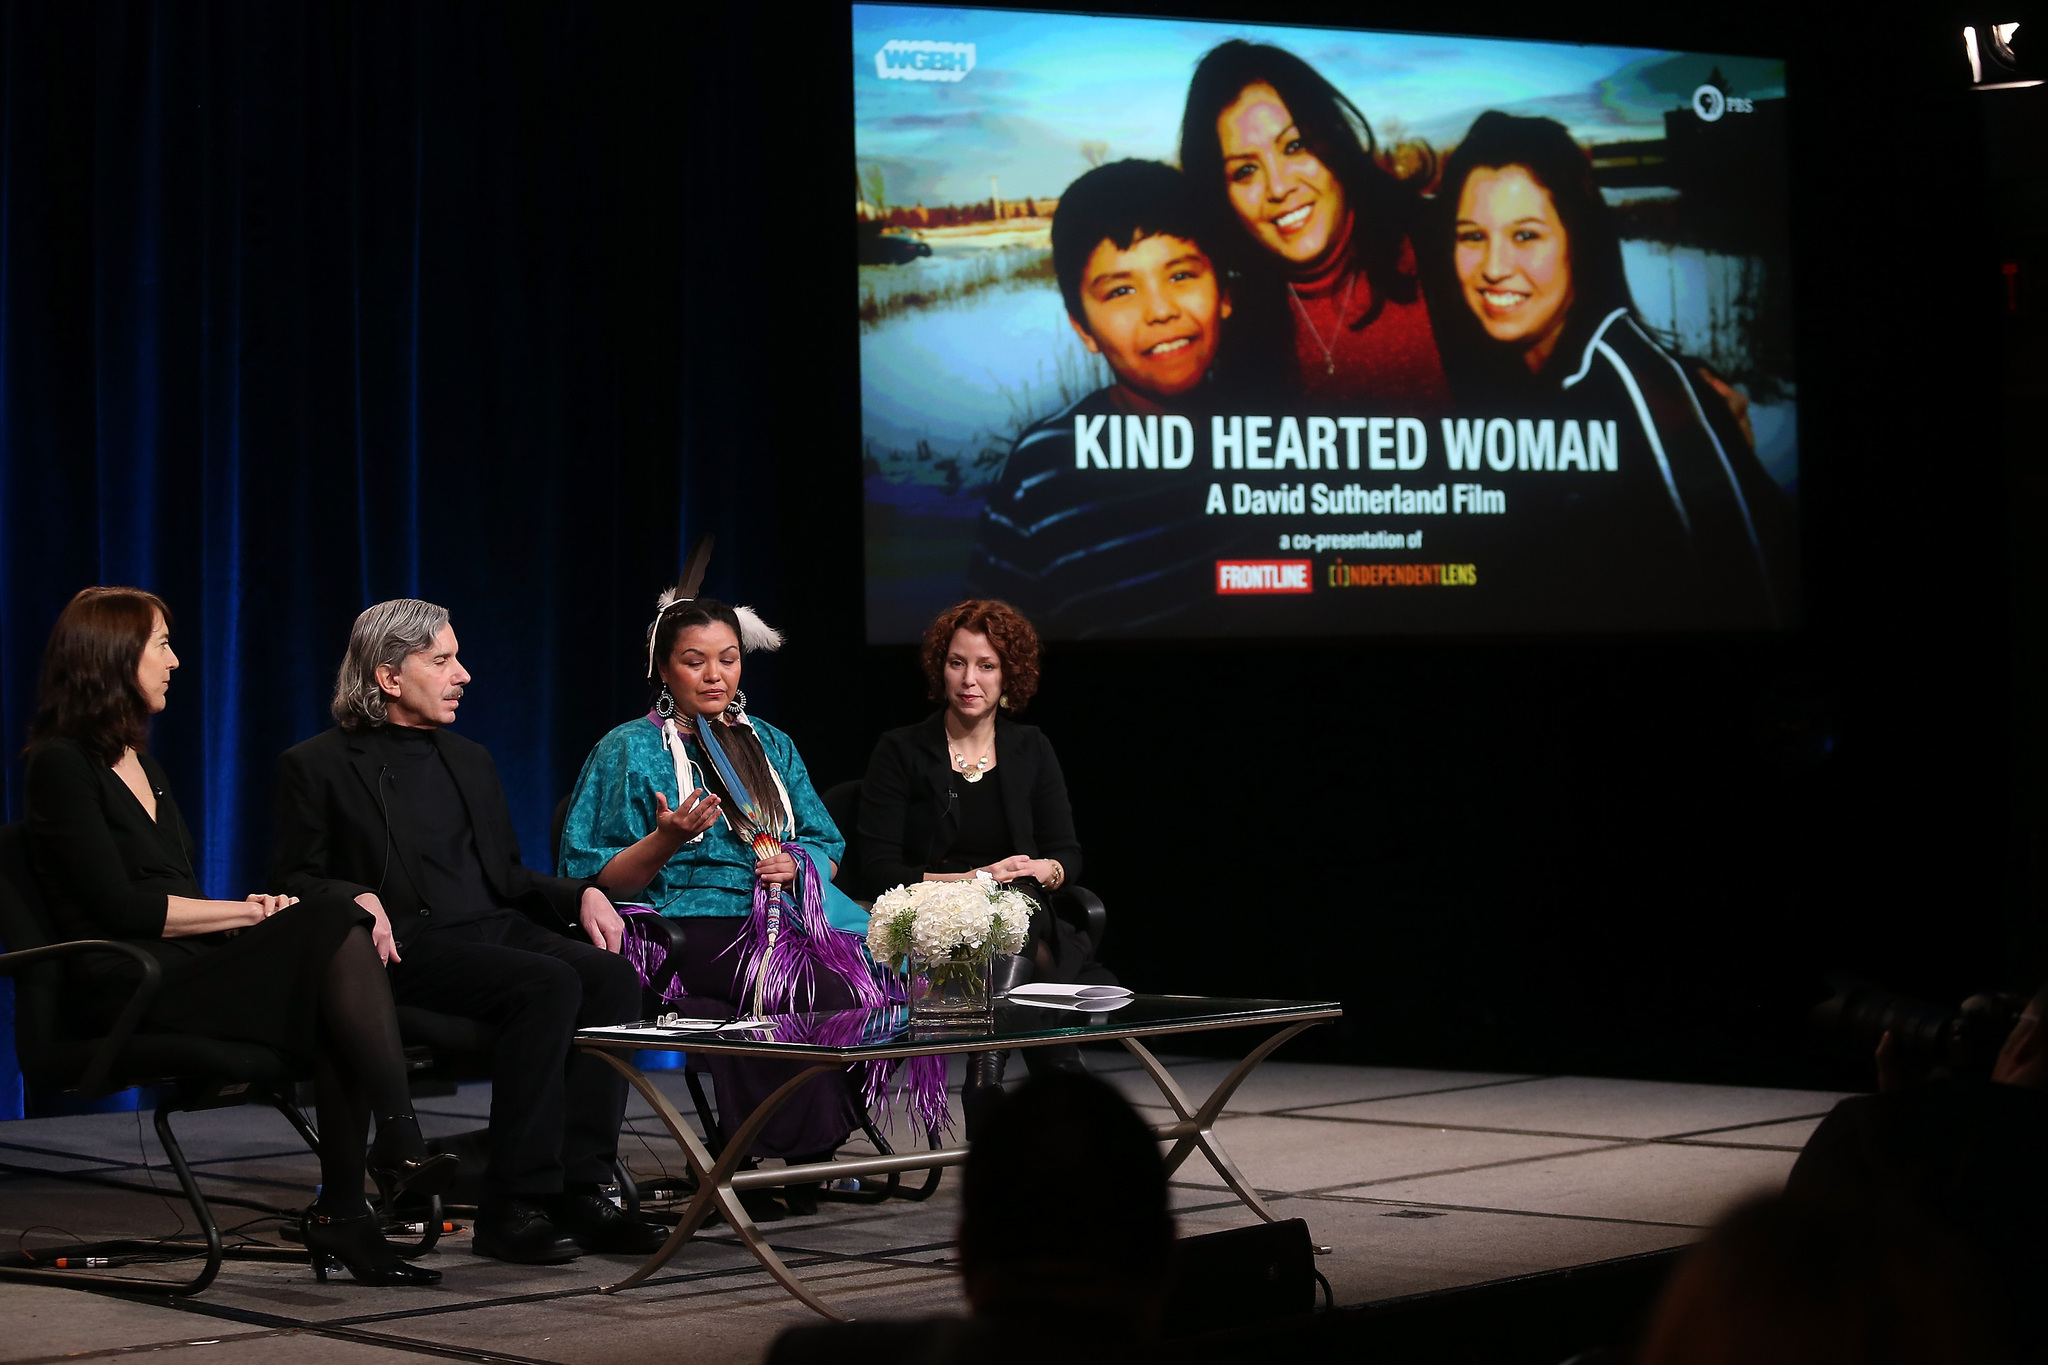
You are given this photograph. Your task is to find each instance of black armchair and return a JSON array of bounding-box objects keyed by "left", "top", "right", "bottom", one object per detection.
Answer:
[{"left": 0, "top": 823, "right": 320, "bottom": 1296}]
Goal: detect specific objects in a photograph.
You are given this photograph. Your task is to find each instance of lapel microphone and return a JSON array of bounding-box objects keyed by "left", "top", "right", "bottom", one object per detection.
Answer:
[{"left": 375, "top": 764, "right": 394, "bottom": 895}]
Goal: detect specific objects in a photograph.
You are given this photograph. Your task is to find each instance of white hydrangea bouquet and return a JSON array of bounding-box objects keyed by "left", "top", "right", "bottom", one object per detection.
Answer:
[{"left": 866, "top": 873, "right": 1032, "bottom": 1021}]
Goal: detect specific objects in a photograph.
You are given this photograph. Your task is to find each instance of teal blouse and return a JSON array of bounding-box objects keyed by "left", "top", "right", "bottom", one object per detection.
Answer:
[{"left": 560, "top": 714, "right": 868, "bottom": 934}]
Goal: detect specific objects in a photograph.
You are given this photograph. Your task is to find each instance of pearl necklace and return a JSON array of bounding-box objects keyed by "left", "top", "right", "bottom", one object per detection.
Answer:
[{"left": 949, "top": 739, "right": 993, "bottom": 783}]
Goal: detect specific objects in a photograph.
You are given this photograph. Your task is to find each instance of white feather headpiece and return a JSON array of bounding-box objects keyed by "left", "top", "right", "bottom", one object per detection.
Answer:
[
  {"left": 645, "top": 536, "right": 784, "bottom": 677},
  {"left": 733, "top": 605, "right": 783, "bottom": 652}
]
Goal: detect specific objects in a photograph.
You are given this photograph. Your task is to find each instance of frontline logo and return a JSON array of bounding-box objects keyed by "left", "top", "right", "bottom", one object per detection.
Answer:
[
  {"left": 875, "top": 40, "right": 976, "bottom": 82},
  {"left": 1217, "top": 560, "right": 1312, "bottom": 594}
]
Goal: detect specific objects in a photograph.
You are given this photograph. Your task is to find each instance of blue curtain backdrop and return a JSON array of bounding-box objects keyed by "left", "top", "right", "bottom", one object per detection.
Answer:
[{"left": 0, "top": 1, "right": 778, "bottom": 1116}]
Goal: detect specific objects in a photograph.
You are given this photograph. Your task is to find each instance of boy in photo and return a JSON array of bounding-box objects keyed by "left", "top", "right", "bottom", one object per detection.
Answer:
[
  {"left": 967, "top": 160, "right": 1235, "bottom": 637},
  {"left": 1057, "top": 162, "right": 1231, "bottom": 409}
]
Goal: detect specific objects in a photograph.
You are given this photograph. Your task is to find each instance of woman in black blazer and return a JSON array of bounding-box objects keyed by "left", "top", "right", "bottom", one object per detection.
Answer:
[
  {"left": 22, "top": 588, "right": 454, "bottom": 1286},
  {"left": 858, "top": 599, "right": 1113, "bottom": 1129}
]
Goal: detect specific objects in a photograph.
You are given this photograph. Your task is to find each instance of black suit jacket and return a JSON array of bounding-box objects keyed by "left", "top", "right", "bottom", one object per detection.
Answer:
[
  {"left": 24, "top": 738, "right": 202, "bottom": 944},
  {"left": 270, "top": 725, "right": 588, "bottom": 948},
  {"left": 856, "top": 711, "right": 1082, "bottom": 898}
]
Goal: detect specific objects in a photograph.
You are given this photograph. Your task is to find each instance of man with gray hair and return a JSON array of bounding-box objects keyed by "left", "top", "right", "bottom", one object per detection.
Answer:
[{"left": 272, "top": 599, "right": 662, "bottom": 1265}]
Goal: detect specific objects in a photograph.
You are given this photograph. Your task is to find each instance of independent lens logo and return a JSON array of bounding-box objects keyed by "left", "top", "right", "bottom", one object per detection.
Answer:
[{"left": 875, "top": 40, "right": 976, "bottom": 82}]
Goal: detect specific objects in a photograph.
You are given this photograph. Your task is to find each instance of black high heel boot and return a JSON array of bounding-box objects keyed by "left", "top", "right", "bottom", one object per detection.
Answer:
[
  {"left": 303, "top": 1201, "right": 442, "bottom": 1286},
  {"left": 732, "top": 1158, "right": 787, "bottom": 1223},
  {"left": 367, "top": 1114, "right": 461, "bottom": 1211},
  {"left": 962, "top": 1049, "right": 1009, "bottom": 1140},
  {"left": 961, "top": 954, "right": 1031, "bottom": 1141},
  {"left": 779, "top": 1150, "right": 837, "bottom": 1217}
]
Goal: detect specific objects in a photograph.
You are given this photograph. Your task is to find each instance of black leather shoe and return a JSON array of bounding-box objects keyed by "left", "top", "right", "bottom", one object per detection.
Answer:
[
  {"left": 303, "top": 1200, "right": 442, "bottom": 1286},
  {"left": 736, "top": 1188, "right": 787, "bottom": 1223},
  {"left": 778, "top": 1150, "right": 838, "bottom": 1217},
  {"left": 367, "top": 1116, "right": 462, "bottom": 1213},
  {"left": 546, "top": 1191, "right": 666, "bottom": 1255},
  {"left": 472, "top": 1197, "right": 582, "bottom": 1265}
]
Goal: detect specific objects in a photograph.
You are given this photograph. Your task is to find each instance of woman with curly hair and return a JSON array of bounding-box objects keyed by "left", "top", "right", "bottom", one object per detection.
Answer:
[{"left": 857, "top": 600, "right": 1114, "bottom": 1132}]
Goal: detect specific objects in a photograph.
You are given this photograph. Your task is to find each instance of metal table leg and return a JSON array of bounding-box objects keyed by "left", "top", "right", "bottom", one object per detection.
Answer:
[
  {"left": 1120, "top": 1021, "right": 1316, "bottom": 1223},
  {"left": 584, "top": 1049, "right": 848, "bottom": 1318},
  {"left": 584, "top": 1016, "right": 1325, "bottom": 1320}
]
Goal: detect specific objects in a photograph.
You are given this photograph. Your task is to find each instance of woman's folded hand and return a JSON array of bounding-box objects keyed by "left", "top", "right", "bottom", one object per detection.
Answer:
[
  {"left": 244, "top": 893, "right": 299, "bottom": 924},
  {"left": 976, "top": 854, "right": 1036, "bottom": 884}
]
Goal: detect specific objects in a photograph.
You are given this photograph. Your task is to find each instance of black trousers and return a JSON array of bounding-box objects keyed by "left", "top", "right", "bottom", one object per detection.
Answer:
[{"left": 389, "top": 910, "right": 642, "bottom": 1195}]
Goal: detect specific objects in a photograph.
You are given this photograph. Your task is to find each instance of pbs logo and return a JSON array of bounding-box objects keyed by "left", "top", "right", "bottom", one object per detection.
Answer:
[{"left": 1692, "top": 85, "right": 1754, "bottom": 121}]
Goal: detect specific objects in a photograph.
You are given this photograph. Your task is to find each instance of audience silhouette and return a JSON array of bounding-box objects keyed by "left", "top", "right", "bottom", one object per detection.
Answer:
[{"left": 768, "top": 1068, "right": 1174, "bottom": 1364}]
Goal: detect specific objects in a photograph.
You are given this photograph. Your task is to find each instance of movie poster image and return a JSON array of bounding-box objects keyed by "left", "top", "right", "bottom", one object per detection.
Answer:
[{"left": 855, "top": 5, "right": 1796, "bottom": 642}]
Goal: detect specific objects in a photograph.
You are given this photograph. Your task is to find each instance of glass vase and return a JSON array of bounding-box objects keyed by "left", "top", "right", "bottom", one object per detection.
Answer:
[{"left": 903, "top": 946, "right": 994, "bottom": 1024}]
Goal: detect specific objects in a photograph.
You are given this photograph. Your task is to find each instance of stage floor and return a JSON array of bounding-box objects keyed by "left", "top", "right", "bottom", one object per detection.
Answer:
[{"left": 0, "top": 1048, "right": 1852, "bottom": 1365}]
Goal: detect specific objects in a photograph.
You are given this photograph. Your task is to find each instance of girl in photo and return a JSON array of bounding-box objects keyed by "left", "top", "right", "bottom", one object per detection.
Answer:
[{"left": 1437, "top": 111, "right": 1793, "bottom": 627}]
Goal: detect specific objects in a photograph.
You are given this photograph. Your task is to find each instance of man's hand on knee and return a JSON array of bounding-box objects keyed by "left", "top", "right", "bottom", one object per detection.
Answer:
[
  {"left": 579, "top": 887, "right": 624, "bottom": 954},
  {"left": 355, "top": 891, "right": 402, "bottom": 965}
]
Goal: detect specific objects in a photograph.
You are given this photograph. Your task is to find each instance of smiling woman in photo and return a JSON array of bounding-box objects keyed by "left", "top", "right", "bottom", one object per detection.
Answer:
[
  {"left": 1178, "top": 39, "right": 1449, "bottom": 408},
  {"left": 1435, "top": 111, "right": 1794, "bottom": 627}
]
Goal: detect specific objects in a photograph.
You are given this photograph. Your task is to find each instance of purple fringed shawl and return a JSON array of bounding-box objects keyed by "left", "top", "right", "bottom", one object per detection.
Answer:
[
  {"left": 618, "top": 850, "right": 952, "bottom": 1137},
  {"left": 730, "top": 845, "right": 951, "bottom": 1137},
  {"left": 731, "top": 845, "right": 882, "bottom": 1015}
]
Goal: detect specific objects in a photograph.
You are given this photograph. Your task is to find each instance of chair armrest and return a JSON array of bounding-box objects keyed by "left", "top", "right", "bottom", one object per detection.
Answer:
[
  {"left": 634, "top": 915, "right": 689, "bottom": 1001},
  {"left": 0, "top": 938, "right": 163, "bottom": 1097},
  {"left": 1063, "top": 885, "right": 1107, "bottom": 954}
]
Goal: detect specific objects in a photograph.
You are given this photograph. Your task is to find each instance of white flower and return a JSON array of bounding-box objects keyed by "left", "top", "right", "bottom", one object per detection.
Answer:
[{"left": 865, "top": 876, "right": 1032, "bottom": 965}]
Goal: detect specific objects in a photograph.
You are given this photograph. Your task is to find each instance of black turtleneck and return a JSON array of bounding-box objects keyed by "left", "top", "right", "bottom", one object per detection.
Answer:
[{"left": 370, "top": 724, "right": 504, "bottom": 929}]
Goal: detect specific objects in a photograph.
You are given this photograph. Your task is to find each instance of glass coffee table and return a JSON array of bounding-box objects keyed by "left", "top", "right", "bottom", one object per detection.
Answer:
[{"left": 574, "top": 994, "right": 1341, "bottom": 1319}]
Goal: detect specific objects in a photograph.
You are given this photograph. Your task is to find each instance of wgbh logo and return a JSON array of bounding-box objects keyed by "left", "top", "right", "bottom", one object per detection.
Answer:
[{"left": 875, "top": 40, "right": 976, "bottom": 82}]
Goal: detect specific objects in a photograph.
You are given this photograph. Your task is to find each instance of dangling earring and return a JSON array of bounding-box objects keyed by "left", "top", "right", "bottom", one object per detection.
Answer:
[
  {"left": 655, "top": 683, "right": 676, "bottom": 719},
  {"left": 724, "top": 689, "right": 748, "bottom": 720},
  {"left": 998, "top": 693, "right": 1010, "bottom": 709}
]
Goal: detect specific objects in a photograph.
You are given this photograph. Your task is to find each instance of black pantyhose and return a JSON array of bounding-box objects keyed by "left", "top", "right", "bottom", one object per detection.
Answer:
[
  {"left": 312, "top": 1052, "right": 370, "bottom": 1209},
  {"left": 311, "top": 925, "right": 421, "bottom": 1209}
]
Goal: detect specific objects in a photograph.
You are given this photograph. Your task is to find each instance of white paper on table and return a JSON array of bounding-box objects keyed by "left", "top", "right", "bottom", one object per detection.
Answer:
[
  {"left": 1001, "top": 984, "right": 1135, "bottom": 1012},
  {"left": 1003, "top": 984, "right": 1135, "bottom": 1004},
  {"left": 589, "top": 1018, "right": 776, "bottom": 1038},
  {"left": 1002, "top": 995, "right": 1134, "bottom": 1013}
]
